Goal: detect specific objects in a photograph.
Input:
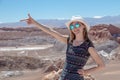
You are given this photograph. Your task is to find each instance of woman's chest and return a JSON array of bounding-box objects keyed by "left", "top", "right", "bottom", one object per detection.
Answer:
[{"left": 67, "top": 44, "right": 90, "bottom": 58}]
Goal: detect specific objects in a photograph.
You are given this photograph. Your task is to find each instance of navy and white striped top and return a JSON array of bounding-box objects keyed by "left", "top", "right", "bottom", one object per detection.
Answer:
[{"left": 63, "top": 38, "right": 94, "bottom": 74}]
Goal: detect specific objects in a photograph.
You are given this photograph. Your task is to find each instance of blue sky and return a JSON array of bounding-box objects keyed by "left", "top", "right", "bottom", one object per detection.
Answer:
[{"left": 0, "top": 0, "right": 120, "bottom": 23}]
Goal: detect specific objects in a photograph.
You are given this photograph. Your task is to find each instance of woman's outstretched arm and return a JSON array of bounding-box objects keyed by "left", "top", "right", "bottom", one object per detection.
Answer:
[{"left": 21, "top": 14, "right": 68, "bottom": 44}]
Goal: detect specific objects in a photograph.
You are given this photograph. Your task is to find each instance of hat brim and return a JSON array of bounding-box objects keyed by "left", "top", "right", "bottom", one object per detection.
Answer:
[{"left": 65, "top": 19, "right": 90, "bottom": 32}]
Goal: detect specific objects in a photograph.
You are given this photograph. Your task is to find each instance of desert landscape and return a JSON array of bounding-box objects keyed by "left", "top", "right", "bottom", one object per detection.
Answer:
[{"left": 0, "top": 24, "right": 120, "bottom": 80}]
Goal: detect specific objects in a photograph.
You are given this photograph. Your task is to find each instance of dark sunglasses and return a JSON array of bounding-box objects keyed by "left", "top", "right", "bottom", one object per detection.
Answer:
[{"left": 69, "top": 22, "right": 81, "bottom": 30}]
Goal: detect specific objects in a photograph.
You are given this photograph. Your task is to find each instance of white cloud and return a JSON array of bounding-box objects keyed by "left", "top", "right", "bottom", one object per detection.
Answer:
[
  {"left": 93, "top": 16, "right": 103, "bottom": 19},
  {"left": 71, "top": 16, "right": 83, "bottom": 20},
  {"left": 57, "top": 18, "right": 66, "bottom": 20}
]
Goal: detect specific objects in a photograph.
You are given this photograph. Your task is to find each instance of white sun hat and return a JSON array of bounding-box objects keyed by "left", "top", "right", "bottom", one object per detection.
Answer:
[{"left": 66, "top": 16, "right": 90, "bottom": 32}]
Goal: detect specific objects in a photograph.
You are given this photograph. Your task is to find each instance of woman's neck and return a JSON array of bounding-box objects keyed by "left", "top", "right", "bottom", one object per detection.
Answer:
[{"left": 75, "top": 33, "right": 84, "bottom": 41}]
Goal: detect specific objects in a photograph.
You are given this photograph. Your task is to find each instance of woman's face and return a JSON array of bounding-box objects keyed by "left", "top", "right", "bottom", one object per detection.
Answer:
[{"left": 69, "top": 22, "right": 85, "bottom": 35}]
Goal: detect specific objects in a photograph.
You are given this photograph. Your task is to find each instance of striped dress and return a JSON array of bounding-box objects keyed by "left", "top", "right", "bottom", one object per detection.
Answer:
[{"left": 59, "top": 39, "right": 94, "bottom": 80}]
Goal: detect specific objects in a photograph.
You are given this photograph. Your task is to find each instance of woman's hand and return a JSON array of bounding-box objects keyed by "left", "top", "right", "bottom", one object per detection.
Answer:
[
  {"left": 77, "top": 69, "right": 87, "bottom": 76},
  {"left": 20, "top": 14, "right": 35, "bottom": 25}
]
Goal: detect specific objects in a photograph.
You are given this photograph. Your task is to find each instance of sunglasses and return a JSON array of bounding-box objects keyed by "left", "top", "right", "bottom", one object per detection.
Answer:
[{"left": 69, "top": 22, "right": 81, "bottom": 30}]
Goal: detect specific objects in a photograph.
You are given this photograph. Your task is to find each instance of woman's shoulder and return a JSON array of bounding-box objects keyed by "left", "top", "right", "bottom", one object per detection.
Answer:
[{"left": 85, "top": 39, "right": 94, "bottom": 48}]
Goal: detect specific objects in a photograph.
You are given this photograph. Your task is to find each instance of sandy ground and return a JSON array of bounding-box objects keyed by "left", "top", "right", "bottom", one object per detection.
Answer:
[
  {"left": 2, "top": 59, "right": 119, "bottom": 80},
  {"left": 0, "top": 45, "right": 119, "bottom": 80},
  {"left": 92, "top": 60, "right": 120, "bottom": 80}
]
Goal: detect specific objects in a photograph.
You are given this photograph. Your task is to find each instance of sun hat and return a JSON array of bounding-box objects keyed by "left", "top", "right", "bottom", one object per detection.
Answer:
[{"left": 66, "top": 16, "right": 90, "bottom": 32}]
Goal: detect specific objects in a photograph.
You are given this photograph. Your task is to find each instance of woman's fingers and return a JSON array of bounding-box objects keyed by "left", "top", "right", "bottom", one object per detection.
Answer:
[
  {"left": 77, "top": 69, "right": 84, "bottom": 75},
  {"left": 20, "top": 13, "right": 31, "bottom": 22},
  {"left": 20, "top": 14, "right": 34, "bottom": 25},
  {"left": 28, "top": 13, "right": 31, "bottom": 18},
  {"left": 20, "top": 18, "right": 32, "bottom": 24},
  {"left": 20, "top": 19, "right": 29, "bottom": 22},
  {"left": 28, "top": 13, "right": 33, "bottom": 19}
]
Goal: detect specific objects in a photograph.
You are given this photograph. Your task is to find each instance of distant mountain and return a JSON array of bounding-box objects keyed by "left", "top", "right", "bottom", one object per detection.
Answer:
[
  {"left": 0, "top": 15, "right": 120, "bottom": 28},
  {"left": 85, "top": 15, "right": 120, "bottom": 26},
  {"left": 37, "top": 19, "right": 68, "bottom": 28}
]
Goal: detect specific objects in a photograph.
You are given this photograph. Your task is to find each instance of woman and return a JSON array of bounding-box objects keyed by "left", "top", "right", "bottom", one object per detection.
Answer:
[{"left": 21, "top": 14, "right": 105, "bottom": 80}]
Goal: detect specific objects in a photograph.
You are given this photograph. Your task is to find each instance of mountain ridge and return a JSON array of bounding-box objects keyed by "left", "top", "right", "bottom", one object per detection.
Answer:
[{"left": 0, "top": 15, "right": 120, "bottom": 28}]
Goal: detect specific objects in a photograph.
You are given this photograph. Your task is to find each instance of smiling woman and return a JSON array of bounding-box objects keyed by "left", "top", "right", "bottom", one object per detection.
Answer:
[{"left": 20, "top": 14, "right": 105, "bottom": 80}]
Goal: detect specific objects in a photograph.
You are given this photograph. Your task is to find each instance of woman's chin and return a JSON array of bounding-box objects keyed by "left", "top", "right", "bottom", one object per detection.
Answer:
[{"left": 74, "top": 31, "right": 80, "bottom": 35}]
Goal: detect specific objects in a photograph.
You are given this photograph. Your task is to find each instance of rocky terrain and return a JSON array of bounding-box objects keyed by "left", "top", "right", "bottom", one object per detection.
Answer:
[
  {"left": 89, "top": 24, "right": 120, "bottom": 43},
  {"left": 0, "top": 24, "right": 120, "bottom": 80}
]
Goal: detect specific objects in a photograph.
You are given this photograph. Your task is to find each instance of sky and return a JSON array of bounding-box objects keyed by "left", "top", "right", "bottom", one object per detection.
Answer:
[{"left": 0, "top": 0, "right": 120, "bottom": 23}]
